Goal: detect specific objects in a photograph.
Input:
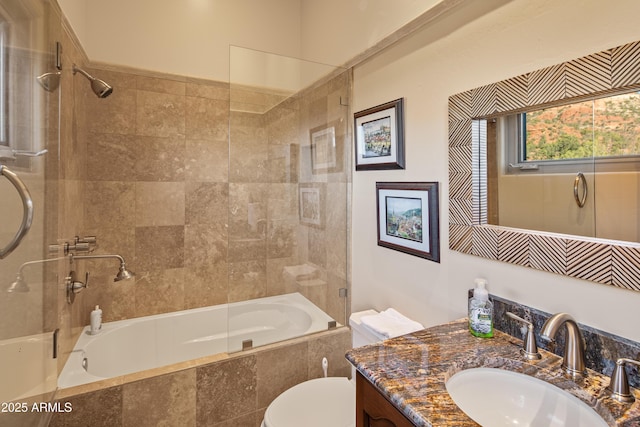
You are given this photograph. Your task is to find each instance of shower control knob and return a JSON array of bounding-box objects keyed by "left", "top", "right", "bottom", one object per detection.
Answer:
[
  {"left": 69, "top": 272, "right": 88, "bottom": 293},
  {"left": 66, "top": 271, "right": 89, "bottom": 304}
]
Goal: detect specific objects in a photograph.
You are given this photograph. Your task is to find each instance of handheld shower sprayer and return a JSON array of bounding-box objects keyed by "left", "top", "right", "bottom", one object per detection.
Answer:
[{"left": 72, "top": 64, "right": 113, "bottom": 98}]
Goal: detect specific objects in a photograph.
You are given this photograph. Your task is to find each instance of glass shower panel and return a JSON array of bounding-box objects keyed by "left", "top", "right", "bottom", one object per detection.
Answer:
[
  {"left": 0, "top": 0, "right": 59, "bottom": 424},
  {"left": 228, "top": 46, "right": 350, "bottom": 352}
]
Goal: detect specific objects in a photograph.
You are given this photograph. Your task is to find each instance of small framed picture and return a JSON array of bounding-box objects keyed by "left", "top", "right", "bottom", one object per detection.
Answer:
[
  {"left": 376, "top": 182, "right": 440, "bottom": 262},
  {"left": 354, "top": 98, "right": 405, "bottom": 170},
  {"left": 310, "top": 123, "right": 340, "bottom": 174},
  {"left": 299, "top": 185, "right": 323, "bottom": 227}
]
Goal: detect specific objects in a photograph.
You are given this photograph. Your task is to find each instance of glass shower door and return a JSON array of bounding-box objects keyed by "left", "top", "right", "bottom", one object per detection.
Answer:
[
  {"left": 0, "top": 1, "right": 59, "bottom": 425},
  {"left": 227, "top": 46, "right": 351, "bottom": 352}
]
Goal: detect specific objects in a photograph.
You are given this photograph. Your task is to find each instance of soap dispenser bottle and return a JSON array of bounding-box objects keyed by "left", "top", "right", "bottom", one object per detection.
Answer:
[
  {"left": 90, "top": 305, "right": 102, "bottom": 335},
  {"left": 469, "top": 279, "right": 493, "bottom": 338}
]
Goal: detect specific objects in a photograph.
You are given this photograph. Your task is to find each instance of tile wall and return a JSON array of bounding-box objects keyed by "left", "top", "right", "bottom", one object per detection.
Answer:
[
  {"left": 74, "top": 68, "right": 231, "bottom": 322},
  {"left": 68, "top": 65, "right": 351, "bottom": 324}
]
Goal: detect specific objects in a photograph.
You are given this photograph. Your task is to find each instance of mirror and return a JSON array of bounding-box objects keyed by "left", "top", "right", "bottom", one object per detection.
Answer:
[
  {"left": 448, "top": 39, "right": 640, "bottom": 292},
  {"left": 485, "top": 90, "right": 640, "bottom": 243}
]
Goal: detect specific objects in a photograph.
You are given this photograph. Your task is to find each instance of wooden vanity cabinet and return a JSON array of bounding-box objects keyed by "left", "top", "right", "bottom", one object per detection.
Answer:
[{"left": 355, "top": 372, "right": 416, "bottom": 427}]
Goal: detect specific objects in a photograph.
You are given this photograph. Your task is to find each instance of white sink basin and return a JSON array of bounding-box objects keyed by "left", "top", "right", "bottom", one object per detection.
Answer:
[{"left": 446, "top": 367, "right": 608, "bottom": 427}]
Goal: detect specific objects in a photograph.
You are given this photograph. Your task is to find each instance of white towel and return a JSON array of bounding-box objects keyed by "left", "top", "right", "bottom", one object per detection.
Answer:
[{"left": 359, "top": 308, "right": 423, "bottom": 339}]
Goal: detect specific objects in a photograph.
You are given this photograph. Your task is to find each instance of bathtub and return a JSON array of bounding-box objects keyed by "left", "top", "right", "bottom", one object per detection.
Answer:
[{"left": 58, "top": 292, "right": 335, "bottom": 389}]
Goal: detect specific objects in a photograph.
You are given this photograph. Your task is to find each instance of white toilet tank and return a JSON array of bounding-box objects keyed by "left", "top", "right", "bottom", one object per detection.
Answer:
[{"left": 349, "top": 309, "right": 384, "bottom": 347}]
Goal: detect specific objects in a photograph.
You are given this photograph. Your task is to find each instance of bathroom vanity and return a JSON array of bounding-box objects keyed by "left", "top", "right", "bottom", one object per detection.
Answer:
[
  {"left": 355, "top": 371, "right": 414, "bottom": 427},
  {"left": 346, "top": 319, "right": 640, "bottom": 426}
]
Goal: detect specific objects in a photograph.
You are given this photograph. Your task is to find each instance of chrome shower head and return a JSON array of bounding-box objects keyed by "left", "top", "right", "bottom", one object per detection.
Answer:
[
  {"left": 7, "top": 273, "right": 29, "bottom": 293},
  {"left": 36, "top": 71, "right": 61, "bottom": 92},
  {"left": 114, "top": 262, "right": 135, "bottom": 282},
  {"left": 90, "top": 78, "right": 113, "bottom": 98},
  {"left": 72, "top": 64, "right": 113, "bottom": 98}
]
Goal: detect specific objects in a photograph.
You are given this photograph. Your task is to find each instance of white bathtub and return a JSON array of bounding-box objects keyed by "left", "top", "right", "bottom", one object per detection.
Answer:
[{"left": 58, "top": 292, "right": 335, "bottom": 389}]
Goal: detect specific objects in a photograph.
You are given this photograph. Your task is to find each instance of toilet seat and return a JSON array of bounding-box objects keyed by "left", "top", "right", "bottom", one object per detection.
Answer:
[{"left": 262, "top": 377, "right": 355, "bottom": 427}]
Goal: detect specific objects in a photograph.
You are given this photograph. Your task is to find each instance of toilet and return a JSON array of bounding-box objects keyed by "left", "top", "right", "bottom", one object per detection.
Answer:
[{"left": 261, "top": 309, "right": 385, "bottom": 427}]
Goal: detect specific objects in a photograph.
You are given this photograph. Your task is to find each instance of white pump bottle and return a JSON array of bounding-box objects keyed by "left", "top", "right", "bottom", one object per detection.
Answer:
[{"left": 90, "top": 305, "right": 102, "bottom": 335}]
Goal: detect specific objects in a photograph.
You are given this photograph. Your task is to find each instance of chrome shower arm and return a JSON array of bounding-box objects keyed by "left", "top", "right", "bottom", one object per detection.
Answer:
[
  {"left": 71, "top": 65, "right": 92, "bottom": 80},
  {"left": 70, "top": 253, "right": 134, "bottom": 282},
  {"left": 71, "top": 254, "right": 125, "bottom": 264},
  {"left": 72, "top": 64, "right": 113, "bottom": 98},
  {"left": 17, "top": 256, "right": 66, "bottom": 275},
  {"left": 6, "top": 256, "right": 68, "bottom": 293}
]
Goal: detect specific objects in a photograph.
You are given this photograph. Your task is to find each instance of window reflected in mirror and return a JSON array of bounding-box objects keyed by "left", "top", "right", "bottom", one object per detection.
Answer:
[
  {"left": 484, "top": 90, "right": 640, "bottom": 243},
  {"left": 503, "top": 90, "right": 640, "bottom": 174}
]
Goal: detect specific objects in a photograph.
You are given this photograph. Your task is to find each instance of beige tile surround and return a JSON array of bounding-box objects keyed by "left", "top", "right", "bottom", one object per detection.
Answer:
[
  {"left": 69, "top": 63, "right": 351, "bottom": 332},
  {"left": 62, "top": 65, "right": 351, "bottom": 362}
]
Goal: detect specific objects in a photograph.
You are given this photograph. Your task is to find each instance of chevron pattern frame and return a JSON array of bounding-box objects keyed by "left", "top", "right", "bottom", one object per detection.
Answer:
[{"left": 448, "top": 40, "right": 640, "bottom": 292}]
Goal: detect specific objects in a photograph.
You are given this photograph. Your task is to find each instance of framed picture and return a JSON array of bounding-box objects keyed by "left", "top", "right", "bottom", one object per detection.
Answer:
[
  {"left": 354, "top": 98, "right": 405, "bottom": 170},
  {"left": 299, "top": 185, "right": 324, "bottom": 227},
  {"left": 376, "top": 182, "right": 440, "bottom": 262},
  {"left": 310, "top": 123, "right": 341, "bottom": 174}
]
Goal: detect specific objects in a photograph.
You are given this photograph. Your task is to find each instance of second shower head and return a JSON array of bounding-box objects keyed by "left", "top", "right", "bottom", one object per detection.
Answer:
[{"left": 72, "top": 64, "right": 113, "bottom": 98}]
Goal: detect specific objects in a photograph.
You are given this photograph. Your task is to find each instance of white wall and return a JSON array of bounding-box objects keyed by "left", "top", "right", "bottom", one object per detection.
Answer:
[
  {"left": 57, "top": 0, "right": 443, "bottom": 81},
  {"left": 58, "top": 0, "right": 303, "bottom": 80},
  {"left": 56, "top": 0, "right": 86, "bottom": 43},
  {"left": 352, "top": 0, "right": 640, "bottom": 343},
  {"left": 299, "top": 0, "right": 442, "bottom": 65}
]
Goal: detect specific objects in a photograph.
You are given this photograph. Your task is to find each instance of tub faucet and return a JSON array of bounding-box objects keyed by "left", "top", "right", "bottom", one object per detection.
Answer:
[{"left": 540, "top": 313, "right": 587, "bottom": 378}]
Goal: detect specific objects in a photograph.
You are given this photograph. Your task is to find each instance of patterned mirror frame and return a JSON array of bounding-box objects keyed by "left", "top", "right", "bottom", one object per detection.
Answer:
[{"left": 448, "top": 40, "right": 640, "bottom": 292}]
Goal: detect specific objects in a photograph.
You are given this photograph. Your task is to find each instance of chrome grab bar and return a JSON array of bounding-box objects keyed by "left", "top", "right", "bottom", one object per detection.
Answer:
[
  {"left": 573, "top": 172, "right": 587, "bottom": 208},
  {"left": 0, "top": 145, "right": 48, "bottom": 160},
  {"left": 12, "top": 149, "right": 48, "bottom": 157},
  {"left": 0, "top": 165, "right": 34, "bottom": 259}
]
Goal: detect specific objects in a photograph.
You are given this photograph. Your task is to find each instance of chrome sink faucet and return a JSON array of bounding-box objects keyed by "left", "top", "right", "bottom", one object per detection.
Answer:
[
  {"left": 505, "top": 312, "right": 541, "bottom": 360},
  {"left": 540, "top": 313, "right": 587, "bottom": 378},
  {"left": 608, "top": 358, "right": 640, "bottom": 403}
]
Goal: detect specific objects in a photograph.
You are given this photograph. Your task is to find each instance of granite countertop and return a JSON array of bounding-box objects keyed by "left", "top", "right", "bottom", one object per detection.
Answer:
[{"left": 345, "top": 319, "right": 640, "bottom": 426}]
